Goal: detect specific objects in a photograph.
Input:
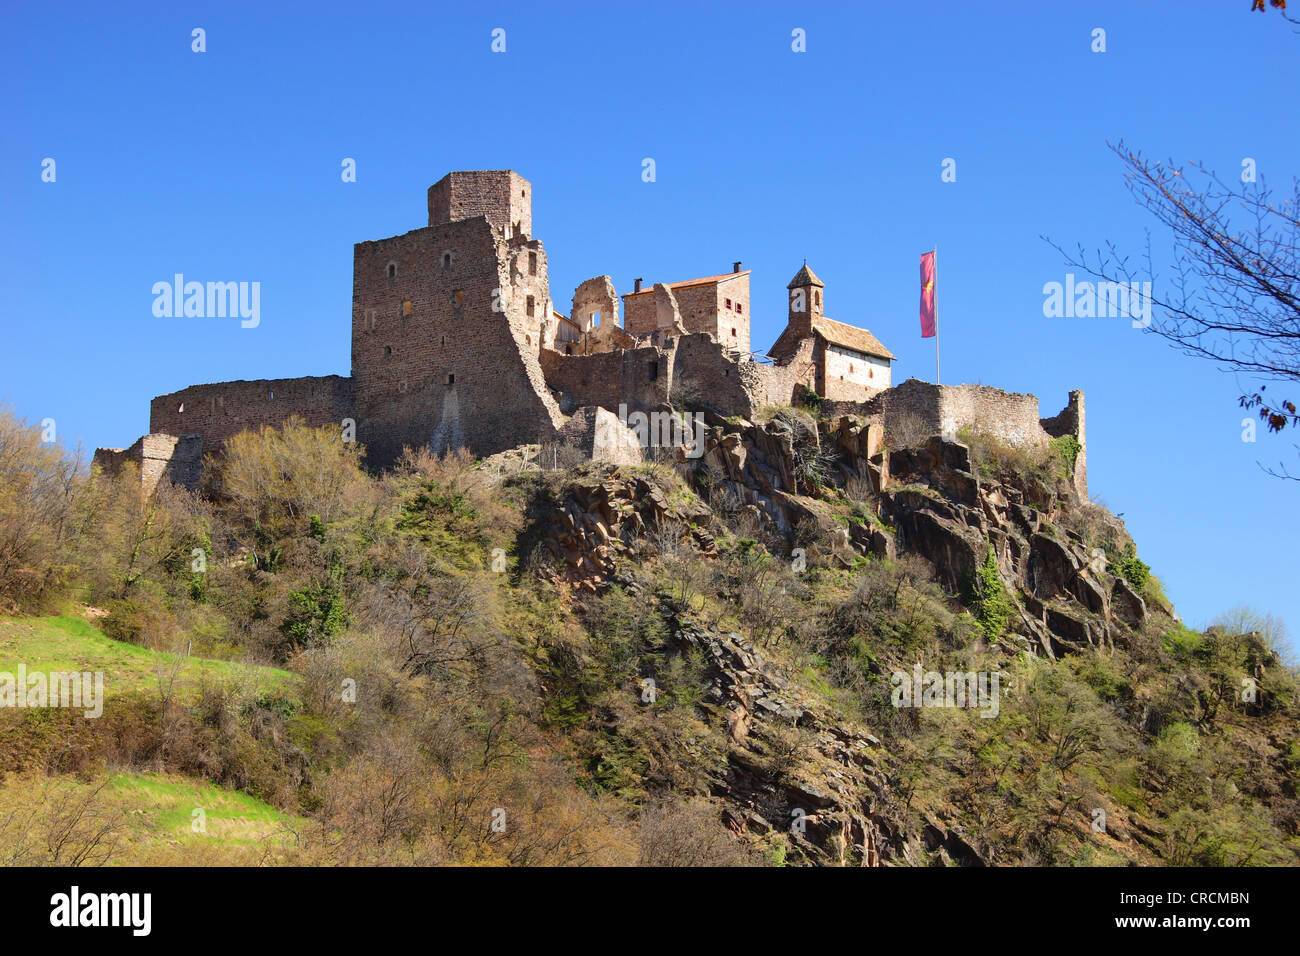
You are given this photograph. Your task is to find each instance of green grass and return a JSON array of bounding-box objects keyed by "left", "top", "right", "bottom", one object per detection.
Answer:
[
  {"left": 106, "top": 771, "right": 301, "bottom": 847},
  {"left": 0, "top": 614, "right": 294, "bottom": 699},
  {"left": 0, "top": 769, "right": 312, "bottom": 865}
]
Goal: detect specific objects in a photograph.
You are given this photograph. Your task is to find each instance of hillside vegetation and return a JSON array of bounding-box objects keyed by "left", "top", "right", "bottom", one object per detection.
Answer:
[{"left": 0, "top": 406, "right": 1296, "bottom": 866}]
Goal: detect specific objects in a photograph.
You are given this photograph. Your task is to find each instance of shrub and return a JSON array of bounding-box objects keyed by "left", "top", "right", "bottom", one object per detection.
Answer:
[
  {"left": 1113, "top": 545, "right": 1150, "bottom": 591},
  {"left": 967, "top": 545, "right": 1015, "bottom": 642},
  {"left": 1049, "top": 434, "right": 1082, "bottom": 477}
]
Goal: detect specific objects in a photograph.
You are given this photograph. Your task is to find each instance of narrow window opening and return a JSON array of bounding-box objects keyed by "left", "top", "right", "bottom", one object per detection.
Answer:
[
  {"left": 386, "top": 262, "right": 397, "bottom": 279},
  {"left": 402, "top": 300, "right": 412, "bottom": 316},
  {"left": 526, "top": 295, "right": 535, "bottom": 317},
  {"left": 528, "top": 252, "right": 537, "bottom": 275},
  {"left": 648, "top": 361, "right": 659, "bottom": 381},
  {"left": 446, "top": 373, "right": 455, "bottom": 385},
  {"left": 442, "top": 251, "right": 454, "bottom": 269},
  {"left": 384, "top": 345, "right": 393, "bottom": 356},
  {"left": 737, "top": 302, "right": 743, "bottom": 314},
  {"left": 592, "top": 310, "right": 601, "bottom": 327},
  {"left": 452, "top": 290, "right": 465, "bottom": 310}
]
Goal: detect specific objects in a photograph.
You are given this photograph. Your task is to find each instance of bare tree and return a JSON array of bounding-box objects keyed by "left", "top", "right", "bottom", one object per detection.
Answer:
[{"left": 1049, "top": 141, "right": 1300, "bottom": 478}]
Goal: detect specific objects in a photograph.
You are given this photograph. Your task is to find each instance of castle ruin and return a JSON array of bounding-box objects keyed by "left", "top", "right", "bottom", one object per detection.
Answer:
[{"left": 94, "top": 170, "right": 1085, "bottom": 497}]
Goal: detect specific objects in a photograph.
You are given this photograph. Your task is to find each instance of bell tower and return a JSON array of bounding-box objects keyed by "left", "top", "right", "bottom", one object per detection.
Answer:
[{"left": 786, "top": 262, "right": 824, "bottom": 338}]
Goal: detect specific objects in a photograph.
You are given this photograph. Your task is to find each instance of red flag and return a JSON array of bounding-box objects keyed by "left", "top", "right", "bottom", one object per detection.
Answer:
[{"left": 919, "top": 250, "right": 936, "bottom": 338}]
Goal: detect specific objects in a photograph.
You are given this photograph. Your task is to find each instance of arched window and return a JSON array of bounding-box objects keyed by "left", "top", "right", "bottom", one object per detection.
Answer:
[
  {"left": 386, "top": 262, "right": 397, "bottom": 279},
  {"left": 442, "top": 251, "right": 454, "bottom": 269}
]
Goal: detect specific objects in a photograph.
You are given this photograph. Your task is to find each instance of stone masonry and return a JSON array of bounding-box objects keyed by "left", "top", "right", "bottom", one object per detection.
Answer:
[{"left": 94, "top": 169, "right": 1085, "bottom": 498}]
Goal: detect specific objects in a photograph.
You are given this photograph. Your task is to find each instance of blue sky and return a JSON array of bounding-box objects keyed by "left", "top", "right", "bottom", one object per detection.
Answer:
[{"left": 2, "top": 1, "right": 1296, "bottom": 648}]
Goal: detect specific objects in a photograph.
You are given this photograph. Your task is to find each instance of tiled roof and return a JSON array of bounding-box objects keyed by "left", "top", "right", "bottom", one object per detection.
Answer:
[
  {"left": 813, "top": 316, "right": 895, "bottom": 360},
  {"left": 622, "top": 271, "right": 750, "bottom": 298},
  {"left": 787, "top": 263, "right": 824, "bottom": 289}
]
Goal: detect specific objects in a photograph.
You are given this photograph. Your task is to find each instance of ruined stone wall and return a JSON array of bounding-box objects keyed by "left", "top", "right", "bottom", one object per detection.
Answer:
[
  {"left": 852, "top": 380, "right": 1049, "bottom": 448},
  {"left": 351, "top": 216, "right": 563, "bottom": 465},
  {"left": 860, "top": 379, "right": 946, "bottom": 439},
  {"left": 427, "top": 170, "right": 532, "bottom": 238},
  {"left": 622, "top": 292, "right": 656, "bottom": 336},
  {"left": 506, "top": 236, "right": 550, "bottom": 352},
  {"left": 741, "top": 338, "right": 817, "bottom": 411},
  {"left": 570, "top": 276, "right": 618, "bottom": 333},
  {"left": 1040, "top": 389, "right": 1087, "bottom": 497},
  {"left": 540, "top": 345, "right": 671, "bottom": 414},
  {"left": 149, "top": 376, "right": 354, "bottom": 444},
  {"left": 93, "top": 433, "right": 203, "bottom": 493},
  {"left": 670, "top": 334, "right": 757, "bottom": 416},
  {"left": 541, "top": 333, "right": 769, "bottom": 420},
  {"left": 938, "top": 384, "right": 1050, "bottom": 448}
]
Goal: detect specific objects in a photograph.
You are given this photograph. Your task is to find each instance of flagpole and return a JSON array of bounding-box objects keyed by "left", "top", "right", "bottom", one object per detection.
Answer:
[{"left": 934, "top": 244, "right": 940, "bottom": 385}]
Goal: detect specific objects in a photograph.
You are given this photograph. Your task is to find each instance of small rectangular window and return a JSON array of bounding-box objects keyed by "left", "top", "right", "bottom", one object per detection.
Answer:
[
  {"left": 648, "top": 361, "right": 659, "bottom": 381},
  {"left": 526, "top": 295, "right": 535, "bottom": 317},
  {"left": 528, "top": 252, "right": 537, "bottom": 276},
  {"left": 736, "top": 302, "right": 743, "bottom": 314},
  {"left": 725, "top": 298, "right": 732, "bottom": 309}
]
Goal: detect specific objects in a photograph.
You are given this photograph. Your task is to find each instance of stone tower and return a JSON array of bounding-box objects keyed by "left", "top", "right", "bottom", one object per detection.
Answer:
[
  {"left": 427, "top": 170, "right": 533, "bottom": 238},
  {"left": 351, "top": 170, "right": 563, "bottom": 465},
  {"left": 786, "top": 262, "right": 824, "bottom": 340}
]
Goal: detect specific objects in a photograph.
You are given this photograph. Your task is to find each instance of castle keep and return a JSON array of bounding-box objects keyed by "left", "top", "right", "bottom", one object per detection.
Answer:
[{"left": 95, "top": 170, "right": 1085, "bottom": 495}]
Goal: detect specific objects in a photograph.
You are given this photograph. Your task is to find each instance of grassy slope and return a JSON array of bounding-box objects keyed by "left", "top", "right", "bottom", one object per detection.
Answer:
[
  {"left": 0, "top": 614, "right": 294, "bottom": 698},
  {"left": 0, "top": 770, "right": 309, "bottom": 865},
  {"left": 0, "top": 614, "right": 307, "bottom": 864}
]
